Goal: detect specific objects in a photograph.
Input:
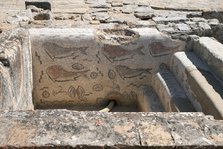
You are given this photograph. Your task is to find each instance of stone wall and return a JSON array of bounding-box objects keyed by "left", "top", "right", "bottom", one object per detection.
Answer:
[
  {"left": 0, "top": 110, "right": 223, "bottom": 148},
  {"left": 0, "top": 0, "right": 223, "bottom": 148}
]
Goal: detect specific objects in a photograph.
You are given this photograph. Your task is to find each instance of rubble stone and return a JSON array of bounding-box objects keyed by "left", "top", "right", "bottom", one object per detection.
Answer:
[
  {"left": 122, "top": 5, "right": 137, "bottom": 14},
  {"left": 134, "top": 6, "right": 155, "bottom": 20},
  {"left": 0, "top": 0, "right": 223, "bottom": 148},
  {"left": 153, "top": 16, "right": 189, "bottom": 23},
  {"left": 176, "top": 23, "right": 191, "bottom": 32}
]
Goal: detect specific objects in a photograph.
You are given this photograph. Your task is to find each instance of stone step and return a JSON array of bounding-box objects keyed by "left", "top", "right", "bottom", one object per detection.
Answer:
[
  {"left": 193, "top": 37, "right": 223, "bottom": 81},
  {"left": 152, "top": 66, "right": 195, "bottom": 112},
  {"left": 137, "top": 85, "right": 165, "bottom": 112},
  {"left": 1, "top": 110, "right": 222, "bottom": 148},
  {"left": 171, "top": 52, "right": 223, "bottom": 119}
]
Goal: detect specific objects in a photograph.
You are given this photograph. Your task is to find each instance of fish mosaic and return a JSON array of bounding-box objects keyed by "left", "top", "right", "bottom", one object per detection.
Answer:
[
  {"left": 43, "top": 42, "right": 88, "bottom": 60},
  {"left": 68, "top": 86, "right": 76, "bottom": 98},
  {"left": 149, "top": 42, "right": 181, "bottom": 57},
  {"left": 108, "top": 69, "right": 116, "bottom": 80},
  {"left": 123, "top": 91, "right": 138, "bottom": 101},
  {"left": 90, "top": 72, "right": 98, "bottom": 79},
  {"left": 115, "top": 65, "right": 152, "bottom": 79},
  {"left": 103, "top": 44, "right": 144, "bottom": 62},
  {"left": 92, "top": 84, "right": 103, "bottom": 92},
  {"left": 42, "top": 90, "right": 50, "bottom": 98},
  {"left": 68, "top": 85, "right": 87, "bottom": 101},
  {"left": 32, "top": 28, "right": 187, "bottom": 110},
  {"left": 46, "top": 65, "right": 89, "bottom": 82},
  {"left": 72, "top": 63, "right": 85, "bottom": 70},
  {"left": 76, "top": 86, "right": 87, "bottom": 101},
  {"left": 52, "top": 86, "right": 67, "bottom": 96}
]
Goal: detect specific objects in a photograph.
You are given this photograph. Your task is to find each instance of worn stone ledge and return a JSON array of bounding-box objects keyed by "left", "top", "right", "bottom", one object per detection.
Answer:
[
  {"left": 0, "top": 110, "right": 223, "bottom": 148},
  {"left": 0, "top": 1, "right": 223, "bottom": 149},
  {"left": 193, "top": 37, "right": 223, "bottom": 81},
  {"left": 152, "top": 67, "right": 195, "bottom": 112},
  {"left": 171, "top": 52, "right": 223, "bottom": 119}
]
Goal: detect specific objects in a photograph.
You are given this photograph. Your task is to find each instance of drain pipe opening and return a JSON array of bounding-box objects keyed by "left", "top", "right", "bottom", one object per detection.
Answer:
[{"left": 99, "top": 100, "right": 116, "bottom": 112}]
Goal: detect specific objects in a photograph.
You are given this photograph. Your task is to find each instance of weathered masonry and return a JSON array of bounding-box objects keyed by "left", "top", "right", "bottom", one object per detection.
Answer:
[
  {"left": 0, "top": 0, "right": 223, "bottom": 148},
  {"left": 1, "top": 27, "right": 223, "bottom": 116}
]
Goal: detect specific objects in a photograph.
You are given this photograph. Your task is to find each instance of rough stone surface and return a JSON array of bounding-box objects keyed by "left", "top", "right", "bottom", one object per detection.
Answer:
[
  {"left": 153, "top": 17, "right": 189, "bottom": 24},
  {"left": 122, "top": 5, "right": 137, "bottom": 14},
  {"left": 0, "top": 0, "right": 223, "bottom": 148},
  {"left": 0, "top": 110, "right": 223, "bottom": 148},
  {"left": 193, "top": 37, "right": 223, "bottom": 81},
  {"left": 0, "top": 0, "right": 222, "bottom": 42},
  {"left": 176, "top": 23, "right": 191, "bottom": 32},
  {"left": 134, "top": 6, "right": 155, "bottom": 20}
]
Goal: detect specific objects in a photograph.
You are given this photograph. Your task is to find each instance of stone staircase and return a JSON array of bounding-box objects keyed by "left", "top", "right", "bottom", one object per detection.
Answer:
[{"left": 152, "top": 36, "right": 223, "bottom": 119}]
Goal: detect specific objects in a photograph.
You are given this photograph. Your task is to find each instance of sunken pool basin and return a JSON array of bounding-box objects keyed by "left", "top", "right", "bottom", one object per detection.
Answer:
[
  {"left": 29, "top": 27, "right": 186, "bottom": 112},
  {"left": 1, "top": 27, "right": 223, "bottom": 118}
]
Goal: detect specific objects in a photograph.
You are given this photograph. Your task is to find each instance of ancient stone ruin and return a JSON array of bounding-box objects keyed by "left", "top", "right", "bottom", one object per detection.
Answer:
[{"left": 0, "top": 0, "right": 223, "bottom": 148}]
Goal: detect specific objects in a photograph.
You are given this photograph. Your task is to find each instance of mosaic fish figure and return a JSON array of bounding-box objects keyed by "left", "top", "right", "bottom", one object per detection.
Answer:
[
  {"left": 46, "top": 65, "right": 89, "bottom": 82},
  {"left": 149, "top": 42, "right": 181, "bottom": 57},
  {"left": 115, "top": 65, "right": 152, "bottom": 79},
  {"left": 43, "top": 42, "right": 88, "bottom": 60},
  {"left": 103, "top": 45, "right": 144, "bottom": 62}
]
